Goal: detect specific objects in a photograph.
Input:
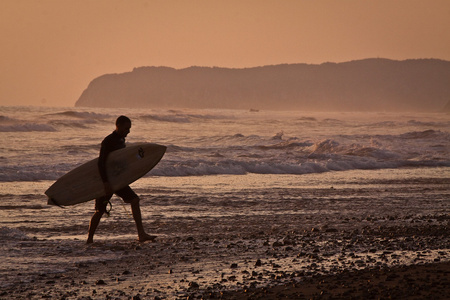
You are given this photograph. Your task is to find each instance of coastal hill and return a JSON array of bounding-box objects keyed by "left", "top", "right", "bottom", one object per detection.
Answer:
[{"left": 75, "top": 58, "right": 450, "bottom": 112}]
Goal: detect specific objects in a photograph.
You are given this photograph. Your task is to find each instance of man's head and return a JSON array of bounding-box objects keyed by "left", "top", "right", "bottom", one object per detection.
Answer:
[{"left": 115, "top": 115, "right": 131, "bottom": 138}]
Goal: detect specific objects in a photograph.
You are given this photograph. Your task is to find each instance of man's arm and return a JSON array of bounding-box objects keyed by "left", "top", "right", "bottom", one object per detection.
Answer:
[{"left": 98, "top": 142, "right": 113, "bottom": 195}]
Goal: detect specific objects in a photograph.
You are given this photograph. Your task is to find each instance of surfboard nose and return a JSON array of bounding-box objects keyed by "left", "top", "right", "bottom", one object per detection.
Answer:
[
  {"left": 145, "top": 144, "right": 167, "bottom": 157},
  {"left": 156, "top": 144, "right": 167, "bottom": 155},
  {"left": 150, "top": 144, "right": 167, "bottom": 161}
]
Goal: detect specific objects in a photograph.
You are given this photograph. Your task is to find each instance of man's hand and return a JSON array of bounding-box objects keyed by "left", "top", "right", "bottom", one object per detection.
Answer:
[{"left": 103, "top": 182, "right": 113, "bottom": 196}]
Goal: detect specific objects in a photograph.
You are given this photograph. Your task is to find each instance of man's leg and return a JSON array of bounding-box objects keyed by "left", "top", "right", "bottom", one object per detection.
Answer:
[
  {"left": 87, "top": 197, "right": 108, "bottom": 244},
  {"left": 130, "top": 197, "right": 156, "bottom": 242},
  {"left": 87, "top": 210, "right": 103, "bottom": 243}
]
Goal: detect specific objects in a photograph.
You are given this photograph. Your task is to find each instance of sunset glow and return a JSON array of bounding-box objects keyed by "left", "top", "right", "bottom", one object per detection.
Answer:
[{"left": 1, "top": 0, "right": 449, "bottom": 106}]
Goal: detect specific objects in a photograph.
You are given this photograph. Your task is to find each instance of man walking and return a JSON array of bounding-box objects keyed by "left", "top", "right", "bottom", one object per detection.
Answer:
[{"left": 87, "top": 116, "right": 155, "bottom": 243}]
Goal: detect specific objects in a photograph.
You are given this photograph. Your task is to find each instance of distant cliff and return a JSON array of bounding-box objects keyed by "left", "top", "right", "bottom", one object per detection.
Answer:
[{"left": 75, "top": 58, "right": 450, "bottom": 112}]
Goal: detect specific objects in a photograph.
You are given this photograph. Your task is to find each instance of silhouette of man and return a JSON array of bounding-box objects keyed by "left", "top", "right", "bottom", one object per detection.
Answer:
[{"left": 87, "top": 115, "right": 155, "bottom": 243}]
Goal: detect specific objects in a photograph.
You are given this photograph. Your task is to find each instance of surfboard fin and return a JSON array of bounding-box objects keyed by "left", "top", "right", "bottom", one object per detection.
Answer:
[{"left": 48, "top": 197, "right": 65, "bottom": 209}]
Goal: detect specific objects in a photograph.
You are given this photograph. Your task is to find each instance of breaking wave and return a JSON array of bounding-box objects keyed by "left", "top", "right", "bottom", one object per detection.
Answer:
[
  {"left": 0, "top": 123, "right": 56, "bottom": 132},
  {"left": 1, "top": 107, "right": 449, "bottom": 181},
  {"left": 46, "top": 111, "right": 111, "bottom": 119}
]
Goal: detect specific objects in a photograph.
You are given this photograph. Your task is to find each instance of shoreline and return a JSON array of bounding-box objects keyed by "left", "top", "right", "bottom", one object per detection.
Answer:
[{"left": 1, "top": 171, "right": 449, "bottom": 299}]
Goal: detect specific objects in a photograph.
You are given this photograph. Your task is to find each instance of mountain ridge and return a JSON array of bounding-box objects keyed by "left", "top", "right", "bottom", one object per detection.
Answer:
[{"left": 75, "top": 58, "right": 450, "bottom": 112}]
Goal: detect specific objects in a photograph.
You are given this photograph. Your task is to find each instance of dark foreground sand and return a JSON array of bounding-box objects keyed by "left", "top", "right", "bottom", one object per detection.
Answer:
[
  {"left": 1, "top": 216, "right": 448, "bottom": 300},
  {"left": 3, "top": 261, "right": 449, "bottom": 299},
  {"left": 1, "top": 176, "right": 449, "bottom": 299},
  {"left": 230, "top": 261, "right": 450, "bottom": 299}
]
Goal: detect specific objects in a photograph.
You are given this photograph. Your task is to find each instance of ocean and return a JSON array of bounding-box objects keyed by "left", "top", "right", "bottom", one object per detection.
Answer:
[
  {"left": 2, "top": 106, "right": 449, "bottom": 181},
  {"left": 1, "top": 106, "right": 449, "bottom": 296}
]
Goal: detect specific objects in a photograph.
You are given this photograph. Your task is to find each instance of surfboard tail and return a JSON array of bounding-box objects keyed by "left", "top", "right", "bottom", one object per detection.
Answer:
[{"left": 47, "top": 197, "right": 65, "bottom": 208}]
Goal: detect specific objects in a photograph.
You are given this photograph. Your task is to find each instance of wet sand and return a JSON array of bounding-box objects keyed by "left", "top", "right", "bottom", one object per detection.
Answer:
[
  {"left": 1, "top": 216, "right": 448, "bottom": 299},
  {"left": 1, "top": 174, "right": 449, "bottom": 299},
  {"left": 230, "top": 261, "right": 450, "bottom": 299}
]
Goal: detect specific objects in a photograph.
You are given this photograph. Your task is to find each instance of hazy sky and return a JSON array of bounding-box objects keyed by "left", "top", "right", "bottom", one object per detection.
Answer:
[{"left": 1, "top": 0, "right": 449, "bottom": 107}]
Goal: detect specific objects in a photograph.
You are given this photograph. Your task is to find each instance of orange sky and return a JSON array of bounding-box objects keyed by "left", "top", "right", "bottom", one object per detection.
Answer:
[{"left": 1, "top": 0, "right": 449, "bottom": 107}]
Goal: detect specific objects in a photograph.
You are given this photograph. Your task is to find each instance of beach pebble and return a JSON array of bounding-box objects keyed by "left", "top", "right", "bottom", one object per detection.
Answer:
[
  {"left": 95, "top": 280, "right": 106, "bottom": 285},
  {"left": 272, "top": 241, "right": 283, "bottom": 247}
]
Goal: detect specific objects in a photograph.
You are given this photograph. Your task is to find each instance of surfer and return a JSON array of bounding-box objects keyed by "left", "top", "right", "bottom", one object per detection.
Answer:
[{"left": 87, "top": 116, "right": 156, "bottom": 244}]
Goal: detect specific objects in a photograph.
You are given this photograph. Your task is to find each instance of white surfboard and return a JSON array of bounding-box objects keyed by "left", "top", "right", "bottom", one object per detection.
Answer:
[{"left": 45, "top": 143, "right": 166, "bottom": 206}]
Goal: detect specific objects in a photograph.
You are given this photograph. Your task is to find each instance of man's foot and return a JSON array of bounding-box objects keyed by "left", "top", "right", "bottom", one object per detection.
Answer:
[{"left": 138, "top": 233, "right": 157, "bottom": 243}]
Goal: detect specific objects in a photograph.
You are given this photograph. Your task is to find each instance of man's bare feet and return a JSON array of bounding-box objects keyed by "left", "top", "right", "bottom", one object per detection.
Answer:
[{"left": 138, "top": 233, "right": 157, "bottom": 243}]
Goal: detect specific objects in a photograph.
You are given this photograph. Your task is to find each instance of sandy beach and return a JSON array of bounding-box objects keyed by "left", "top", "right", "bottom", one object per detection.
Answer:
[{"left": 1, "top": 172, "right": 448, "bottom": 299}]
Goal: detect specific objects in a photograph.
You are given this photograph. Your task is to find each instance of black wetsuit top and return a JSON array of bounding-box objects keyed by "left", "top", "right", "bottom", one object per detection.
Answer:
[{"left": 98, "top": 131, "right": 126, "bottom": 183}]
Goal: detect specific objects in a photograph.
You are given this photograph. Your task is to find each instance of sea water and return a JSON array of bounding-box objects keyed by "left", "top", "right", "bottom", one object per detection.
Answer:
[
  {"left": 2, "top": 106, "right": 449, "bottom": 181},
  {"left": 0, "top": 106, "right": 449, "bottom": 288}
]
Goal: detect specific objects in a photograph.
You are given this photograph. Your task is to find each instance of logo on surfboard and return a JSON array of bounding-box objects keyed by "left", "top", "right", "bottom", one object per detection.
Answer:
[{"left": 138, "top": 147, "right": 145, "bottom": 158}]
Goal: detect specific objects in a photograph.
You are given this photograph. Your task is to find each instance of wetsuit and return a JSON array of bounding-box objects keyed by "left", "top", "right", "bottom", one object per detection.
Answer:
[{"left": 95, "top": 131, "right": 137, "bottom": 213}]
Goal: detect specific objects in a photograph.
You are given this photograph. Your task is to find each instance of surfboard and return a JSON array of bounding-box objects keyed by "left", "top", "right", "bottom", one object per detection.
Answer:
[{"left": 45, "top": 143, "right": 166, "bottom": 206}]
